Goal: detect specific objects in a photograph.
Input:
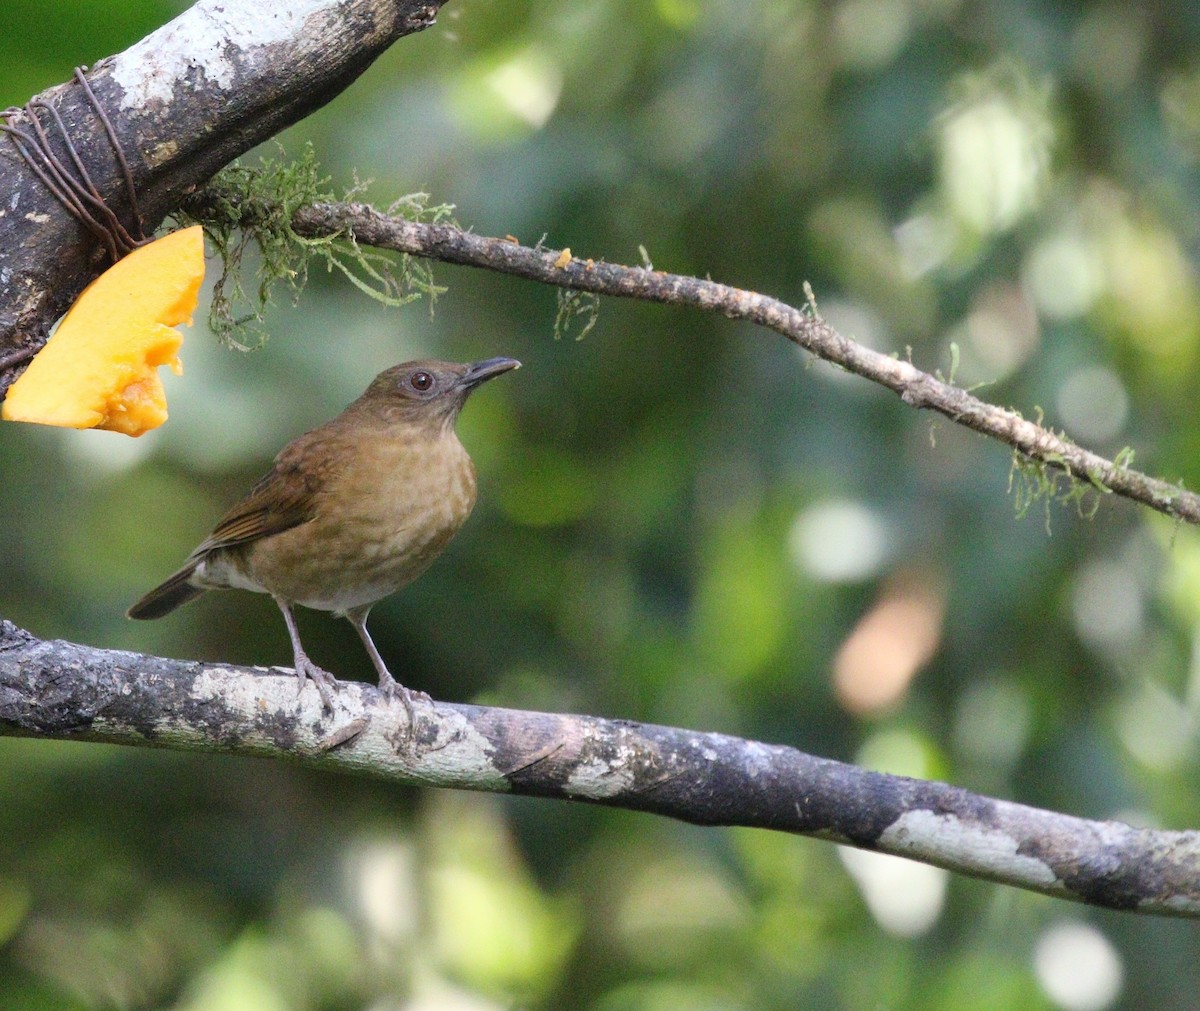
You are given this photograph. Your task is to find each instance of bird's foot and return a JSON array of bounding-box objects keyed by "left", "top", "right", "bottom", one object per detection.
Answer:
[
  {"left": 377, "top": 672, "right": 430, "bottom": 728},
  {"left": 293, "top": 655, "right": 338, "bottom": 711}
]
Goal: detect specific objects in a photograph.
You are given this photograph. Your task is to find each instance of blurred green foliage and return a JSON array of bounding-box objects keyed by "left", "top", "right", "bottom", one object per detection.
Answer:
[{"left": 4, "top": 0, "right": 1200, "bottom": 1007}]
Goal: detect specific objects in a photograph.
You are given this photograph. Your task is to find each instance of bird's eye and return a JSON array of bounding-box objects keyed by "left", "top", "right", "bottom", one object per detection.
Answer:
[{"left": 409, "top": 371, "right": 433, "bottom": 392}]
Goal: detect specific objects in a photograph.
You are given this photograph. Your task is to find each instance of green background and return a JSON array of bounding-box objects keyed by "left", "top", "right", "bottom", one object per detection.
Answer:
[{"left": 3, "top": 0, "right": 1200, "bottom": 1007}]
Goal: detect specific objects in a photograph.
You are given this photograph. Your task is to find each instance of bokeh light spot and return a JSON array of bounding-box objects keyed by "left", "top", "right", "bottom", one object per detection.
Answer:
[
  {"left": 939, "top": 73, "right": 1053, "bottom": 234},
  {"left": 789, "top": 499, "right": 889, "bottom": 583},
  {"left": 838, "top": 847, "right": 948, "bottom": 937},
  {"left": 1071, "top": 558, "right": 1144, "bottom": 655},
  {"left": 833, "top": 570, "right": 946, "bottom": 714},
  {"left": 1034, "top": 921, "right": 1123, "bottom": 1011},
  {"left": 1056, "top": 366, "right": 1128, "bottom": 444}
]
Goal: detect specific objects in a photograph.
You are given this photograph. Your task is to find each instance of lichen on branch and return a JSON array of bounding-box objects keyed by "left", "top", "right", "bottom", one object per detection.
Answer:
[{"left": 177, "top": 145, "right": 451, "bottom": 348}]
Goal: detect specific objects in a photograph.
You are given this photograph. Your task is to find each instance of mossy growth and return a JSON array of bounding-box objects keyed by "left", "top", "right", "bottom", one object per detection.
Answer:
[
  {"left": 1009, "top": 451, "right": 1100, "bottom": 534},
  {"left": 1005, "top": 424, "right": 1134, "bottom": 532},
  {"left": 175, "top": 144, "right": 451, "bottom": 349},
  {"left": 553, "top": 287, "right": 600, "bottom": 341}
]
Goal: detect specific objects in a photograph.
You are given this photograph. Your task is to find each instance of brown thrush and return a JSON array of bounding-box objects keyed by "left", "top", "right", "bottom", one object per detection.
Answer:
[{"left": 128, "top": 356, "right": 520, "bottom": 714}]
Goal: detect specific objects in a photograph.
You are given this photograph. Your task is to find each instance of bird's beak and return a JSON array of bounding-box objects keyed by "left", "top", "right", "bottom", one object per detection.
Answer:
[{"left": 461, "top": 357, "right": 521, "bottom": 389}]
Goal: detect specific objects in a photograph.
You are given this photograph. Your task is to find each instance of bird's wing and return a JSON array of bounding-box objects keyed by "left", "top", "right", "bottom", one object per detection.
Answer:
[
  {"left": 189, "top": 429, "right": 337, "bottom": 557},
  {"left": 127, "top": 428, "right": 344, "bottom": 619}
]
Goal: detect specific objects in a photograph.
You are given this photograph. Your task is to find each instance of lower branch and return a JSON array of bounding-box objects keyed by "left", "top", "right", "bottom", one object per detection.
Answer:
[
  {"left": 285, "top": 201, "right": 1200, "bottom": 526},
  {"left": 3, "top": 619, "right": 1199, "bottom": 918}
]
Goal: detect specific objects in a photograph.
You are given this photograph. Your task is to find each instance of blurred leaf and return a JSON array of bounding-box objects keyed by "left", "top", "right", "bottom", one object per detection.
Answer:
[
  {"left": 424, "top": 794, "right": 577, "bottom": 1000},
  {"left": 692, "top": 507, "right": 791, "bottom": 683}
]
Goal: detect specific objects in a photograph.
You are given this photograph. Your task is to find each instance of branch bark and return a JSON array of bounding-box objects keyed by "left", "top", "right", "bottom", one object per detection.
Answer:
[
  {"left": 281, "top": 201, "right": 1200, "bottom": 526},
  {"left": 0, "top": 0, "right": 445, "bottom": 391},
  {"left": 3, "top": 619, "right": 1199, "bottom": 918}
]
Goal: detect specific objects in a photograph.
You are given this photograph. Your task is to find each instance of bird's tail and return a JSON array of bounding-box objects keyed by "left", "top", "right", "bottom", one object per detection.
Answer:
[{"left": 127, "top": 564, "right": 205, "bottom": 620}]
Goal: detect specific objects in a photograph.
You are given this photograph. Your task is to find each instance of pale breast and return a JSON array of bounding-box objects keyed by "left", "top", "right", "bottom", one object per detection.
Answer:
[{"left": 241, "top": 429, "right": 478, "bottom": 613}]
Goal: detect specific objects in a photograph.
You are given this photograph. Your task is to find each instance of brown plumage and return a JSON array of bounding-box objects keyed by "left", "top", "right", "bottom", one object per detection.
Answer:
[{"left": 128, "top": 356, "right": 520, "bottom": 713}]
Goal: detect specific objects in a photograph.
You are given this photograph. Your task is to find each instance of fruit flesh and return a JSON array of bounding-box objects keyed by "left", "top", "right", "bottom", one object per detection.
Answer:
[{"left": 1, "top": 226, "right": 204, "bottom": 437}]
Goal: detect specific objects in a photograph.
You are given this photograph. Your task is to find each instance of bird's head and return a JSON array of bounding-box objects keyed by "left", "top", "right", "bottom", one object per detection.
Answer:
[{"left": 357, "top": 357, "right": 521, "bottom": 428}]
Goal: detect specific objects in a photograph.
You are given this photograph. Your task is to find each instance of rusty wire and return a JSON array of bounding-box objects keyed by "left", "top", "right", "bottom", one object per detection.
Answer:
[{"left": 1, "top": 66, "right": 148, "bottom": 263}]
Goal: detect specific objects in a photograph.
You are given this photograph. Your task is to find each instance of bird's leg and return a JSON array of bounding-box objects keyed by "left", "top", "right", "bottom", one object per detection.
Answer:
[
  {"left": 274, "top": 596, "right": 338, "bottom": 710},
  {"left": 345, "top": 606, "right": 429, "bottom": 723}
]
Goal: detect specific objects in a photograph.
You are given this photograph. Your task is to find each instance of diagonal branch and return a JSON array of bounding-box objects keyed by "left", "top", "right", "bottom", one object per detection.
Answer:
[
  {"left": 283, "top": 200, "right": 1200, "bottom": 526},
  {"left": 3, "top": 618, "right": 1199, "bottom": 918},
  {"left": 0, "top": 0, "right": 447, "bottom": 390}
]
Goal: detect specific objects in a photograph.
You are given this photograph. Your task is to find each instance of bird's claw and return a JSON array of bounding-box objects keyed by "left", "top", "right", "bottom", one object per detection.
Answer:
[
  {"left": 377, "top": 674, "right": 428, "bottom": 729},
  {"left": 293, "top": 656, "right": 338, "bottom": 711}
]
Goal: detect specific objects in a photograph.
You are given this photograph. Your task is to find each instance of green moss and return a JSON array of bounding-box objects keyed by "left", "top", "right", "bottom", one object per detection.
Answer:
[
  {"left": 175, "top": 144, "right": 450, "bottom": 349},
  {"left": 554, "top": 287, "right": 600, "bottom": 341}
]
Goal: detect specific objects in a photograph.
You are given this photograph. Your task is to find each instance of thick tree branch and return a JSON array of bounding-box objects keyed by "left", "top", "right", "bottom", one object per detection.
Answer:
[
  {"left": 3, "top": 619, "right": 1199, "bottom": 918},
  {"left": 0, "top": 0, "right": 445, "bottom": 391},
  {"left": 282, "top": 201, "right": 1200, "bottom": 526}
]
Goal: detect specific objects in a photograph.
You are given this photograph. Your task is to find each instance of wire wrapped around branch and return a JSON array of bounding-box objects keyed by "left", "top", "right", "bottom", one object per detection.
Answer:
[{"left": 0, "top": 67, "right": 146, "bottom": 263}]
